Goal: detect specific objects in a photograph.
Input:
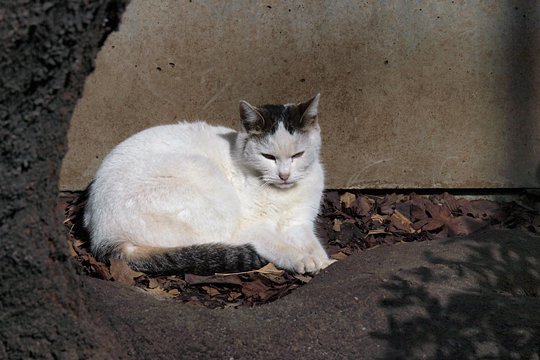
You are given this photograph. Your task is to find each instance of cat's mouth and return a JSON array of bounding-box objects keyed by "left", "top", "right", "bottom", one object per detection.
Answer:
[{"left": 274, "top": 181, "right": 295, "bottom": 189}]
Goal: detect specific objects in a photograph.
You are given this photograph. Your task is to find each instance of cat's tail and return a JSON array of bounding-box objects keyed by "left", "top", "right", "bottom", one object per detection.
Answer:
[{"left": 102, "top": 242, "right": 268, "bottom": 276}]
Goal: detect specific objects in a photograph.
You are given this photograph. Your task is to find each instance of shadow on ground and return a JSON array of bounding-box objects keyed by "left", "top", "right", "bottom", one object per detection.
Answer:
[{"left": 371, "top": 230, "right": 540, "bottom": 359}]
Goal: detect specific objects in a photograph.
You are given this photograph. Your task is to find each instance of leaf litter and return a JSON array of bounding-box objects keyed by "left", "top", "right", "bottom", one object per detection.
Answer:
[{"left": 60, "top": 190, "right": 538, "bottom": 308}]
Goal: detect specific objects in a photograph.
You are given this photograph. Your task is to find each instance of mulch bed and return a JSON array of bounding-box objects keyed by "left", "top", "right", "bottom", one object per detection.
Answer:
[{"left": 60, "top": 190, "right": 539, "bottom": 308}]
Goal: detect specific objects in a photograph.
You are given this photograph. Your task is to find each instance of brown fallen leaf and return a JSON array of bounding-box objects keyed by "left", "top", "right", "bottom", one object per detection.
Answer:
[
  {"left": 67, "top": 240, "right": 78, "bottom": 257},
  {"left": 336, "top": 221, "right": 364, "bottom": 247},
  {"left": 352, "top": 195, "right": 372, "bottom": 217},
  {"left": 422, "top": 219, "right": 445, "bottom": 232},
  {"left": 185, "top": 273, "right": 243, "bottom": 286},
  {"left": 325, "top": 191, "right": 341, "bottom": 209},
  {"left": 389, "top": 210, "right": 415, "bottom": 233},
  {"left": 367, "top": 229, "right": 391, "bottom": 236},
  {"left": 73, "top": 239, "right": 86, "bottom": 249},
  {"left": 340, "top": 192, "right": 356, "bottom": 208},
  {"left": 330, "top": 251, "right": 349, "bottom": 260},
  {"left": 227, "top": 291, "right": 242, "bottom": 301},
  {"left": 148, "top": 278, "right": 160, "bottom": 289},
  {"left": 201, "top": 286, "right": 221, "bottom": 297},
  {"left": 241, "top": 278, "right": 275, "bottom": 301},
  {"left": 446, "top": 216, "right": 488, "bottom": 236},
  {"left": 394, "top": 201, "right": 412, "bottom": 219},
  {"left": 146, "top": 286, "right": 178, "bottom": 298},
  {"left": 293, "top": 274, "right": 313, "bottom": 283},
  {"left": 110, "top": 259, "right": 144, "bottom": 285},
  {"left": 371, "top": 214, "right": 387, "bottom": 224},
  {"left": 425, "top": 202, "right": 442, "bottom": 218},
  {"left": 256, "top": 262, "right": 284, "bottom": 274},
  {"left": 82, "top": 255, "right": 111, "bottom": 280},
  {"left": 378, "top": 194, "right": 398, "bottom": 215},
  {"left": 215, "top": 262, "right": 285, "bottom": 277},
  {"left": 442, "top": 192, "right": 459, "bottom": 213},
  {"left": 412, "top": 218, "right": 431, "bottom": 230},
  {"left": 168, "top": 288, "right": 180, "bottom": 296},
  {"left": 410, "top": 204, "right": 428, "bottom": 221},
  {"left": 333, "top": 219, "right": 343, "bottom": 232}
]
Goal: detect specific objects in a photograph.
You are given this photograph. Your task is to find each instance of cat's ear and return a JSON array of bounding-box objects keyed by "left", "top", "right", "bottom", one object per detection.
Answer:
[
  {"left": 298, "top": 93, "right": 321, "bottom": 129},
  {"left": 239, "top": 100, "right": 265, "bottom": 134}
]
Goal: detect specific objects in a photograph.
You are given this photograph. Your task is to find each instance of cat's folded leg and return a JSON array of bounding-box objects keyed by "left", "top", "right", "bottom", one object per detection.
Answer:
[
  {"left": 283, "top": 225, "right": 336, "bottom": 273},
  {"left": 234, "top": 224, "right": 335, "bottom": 274},
  {"left": 234, "top": 224, "right": 320, "bottom": 274}
]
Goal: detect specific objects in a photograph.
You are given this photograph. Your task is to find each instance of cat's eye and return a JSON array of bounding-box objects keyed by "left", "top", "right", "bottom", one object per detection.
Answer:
[
  {"left": 292, "top": 151, "right": 304, "bottom": 159},
  {"left": 261, "top": 153, "right": 276, "bottom": 161}
]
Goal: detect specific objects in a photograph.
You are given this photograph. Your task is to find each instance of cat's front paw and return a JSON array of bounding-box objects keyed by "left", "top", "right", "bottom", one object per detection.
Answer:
[{"left": 292, "top": 254, "right": 335, "bottom": 274}]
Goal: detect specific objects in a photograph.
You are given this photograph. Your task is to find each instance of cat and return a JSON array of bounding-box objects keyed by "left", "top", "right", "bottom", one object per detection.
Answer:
[{"left": 84, "top": 94, "right": 335, "bottom": 275}]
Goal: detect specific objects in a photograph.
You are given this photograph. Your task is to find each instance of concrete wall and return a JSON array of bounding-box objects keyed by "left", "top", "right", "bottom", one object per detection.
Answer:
[{"left": 60, "top": 0, "right": 540, "bottom": 190}]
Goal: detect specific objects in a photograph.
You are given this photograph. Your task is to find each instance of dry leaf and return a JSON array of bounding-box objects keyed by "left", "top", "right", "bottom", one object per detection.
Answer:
[
  {"left": 148, "top": 278, "right": 160, "bottom": 289},
  {"left": 241, "top": 279, "right": 275, "bottom": 301},
  {"left": 352, "top": 195, "right": 372, "bottom": 217},
  {"left": 293, "top": 274, "right": 313, "bottom": 283},
  {"left": 333, "top": 219, "right": 342, "bottom": 232},
  {"left": 410, "top": 204, "right": 428, "bottom": 221},
  {"left": 425, "top": 202, "right": 442, "bottom": 218},
  {"left": 185, "top": 273, "right": 243, "bottom": 286},
  {"left": 256, "top": 263, "right": 287, "bottom": 284},
  {"left": 392, "top": 210, "right": 412, "bottom": 224},
  {"left": 340, "top": 192, "right": 356, "bottom": 208},
  {"left": 146, "top": 287, "right": 177, "bottom": 298},
  {"left": 168, "top": 288, "right": 180, "bottom": 296},
  {"left": 84, "top": 256, "right": 111, "bottom": 280},
  {"left": 459, "top": 199, "right": 501, "bottom": 219},
  {"left": 412, "top": 218, "right": 430, "bottom": 230},
  {"left": 202, "top": 286, "right": 221, "bottom": 297},
  {"left": 325, "top": 191, "right": 341, "bottom": 209},
  {"left": 389, "top": 210, "right": 414, "bottom": 233},
  {"left": 422, "top": 219, "right": 445, "bottom": 232},
  {"left": 67, "top": 240, "right": 78, "bottom": 257},
  {"left": 215, "top": 262, "right": 284, "bottom": 277},
  {"left": 227, "top": 291, "right": 242, "bottom": 301},
  {"left": 371, "top": 214, "right": 387, "bottom": 224},
  {"left": 256, "top": 263, "right": 285, "bottom": 276},
  {"left": 331, "top": 251, "right": 349, "bottom": 260},
  {"left": 110, "top": 259, "right": 144, "bottom": 285},
  {"left": 446, "top": 216, "right": 487, "bottom": 236},
  {"left": 73, "top": 239, "right": 85, "bottom": 248},
  {"left": 367, "top": 229, "right": 391, "bottom": 236}
]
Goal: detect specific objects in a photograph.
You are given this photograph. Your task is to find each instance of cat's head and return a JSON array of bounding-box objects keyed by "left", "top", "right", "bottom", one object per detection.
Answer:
[{"left": 237, "top": 94, "right": 322, "bottom": 189}]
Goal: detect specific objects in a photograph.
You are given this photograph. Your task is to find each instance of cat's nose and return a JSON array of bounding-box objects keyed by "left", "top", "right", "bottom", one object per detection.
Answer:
[{"left": 279, "top": 172, "right": 290, "bottom": 181}]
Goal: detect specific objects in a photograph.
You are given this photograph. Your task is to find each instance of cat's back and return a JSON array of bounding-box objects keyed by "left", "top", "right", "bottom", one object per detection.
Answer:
[
  {"left": 112, "top": 121, "right": 233, "bottom": 157},
  {"left": 85, "top": 121, "right": 242, "bottom": 250},
  {"left": 96, "top": 121, "right": 235, "bottom": 174}
]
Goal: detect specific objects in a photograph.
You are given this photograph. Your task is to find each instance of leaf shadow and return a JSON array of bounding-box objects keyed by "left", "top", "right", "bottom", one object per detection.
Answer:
[{"left": 370, "top": 231, "right": 540, "bottom": 359}]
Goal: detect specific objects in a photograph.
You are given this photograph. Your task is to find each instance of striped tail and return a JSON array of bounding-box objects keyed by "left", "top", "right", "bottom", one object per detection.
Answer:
[{"left": 118, "top": 243, "right": 268, "bottom": 276}]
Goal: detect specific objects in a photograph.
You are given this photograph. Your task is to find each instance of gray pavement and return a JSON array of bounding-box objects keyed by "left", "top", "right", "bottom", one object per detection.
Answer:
[{"left": 86, "top": 229, "right": 540, "bottom": 359}]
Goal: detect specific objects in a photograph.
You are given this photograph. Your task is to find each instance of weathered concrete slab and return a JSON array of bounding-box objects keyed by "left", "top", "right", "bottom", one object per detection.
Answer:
[
  {"left": 85, "top": 229, "right": 540, "bottom": 359},
  {"left": 60, "top": 1, "right": 540, "bottom": 190}
]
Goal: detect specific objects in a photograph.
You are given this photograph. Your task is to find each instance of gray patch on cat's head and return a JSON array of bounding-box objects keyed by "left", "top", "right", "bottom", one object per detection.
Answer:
[{"left": 239, "top": 93, "right": 320, "bottom": 136}]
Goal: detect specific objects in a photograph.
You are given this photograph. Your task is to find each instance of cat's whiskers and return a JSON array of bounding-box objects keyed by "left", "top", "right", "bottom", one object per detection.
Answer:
[{"left": 256, "top": 177, "right": 272, "bottom": 190}]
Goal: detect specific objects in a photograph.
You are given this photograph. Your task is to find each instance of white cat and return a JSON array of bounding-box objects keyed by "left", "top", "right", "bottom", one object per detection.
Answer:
[{"left": 84, "top": 94, "right": 335, "bottom": 275}]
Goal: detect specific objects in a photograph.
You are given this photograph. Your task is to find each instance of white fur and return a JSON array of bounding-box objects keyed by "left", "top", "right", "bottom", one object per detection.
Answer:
[{"left": 85, "top": 108, "right": 334, "bottom": 273}]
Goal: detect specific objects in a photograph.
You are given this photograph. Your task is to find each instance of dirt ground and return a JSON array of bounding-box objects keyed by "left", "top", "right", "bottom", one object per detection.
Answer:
[{"left": 81, "top": 228, "right": 540, "bottom": 359}]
